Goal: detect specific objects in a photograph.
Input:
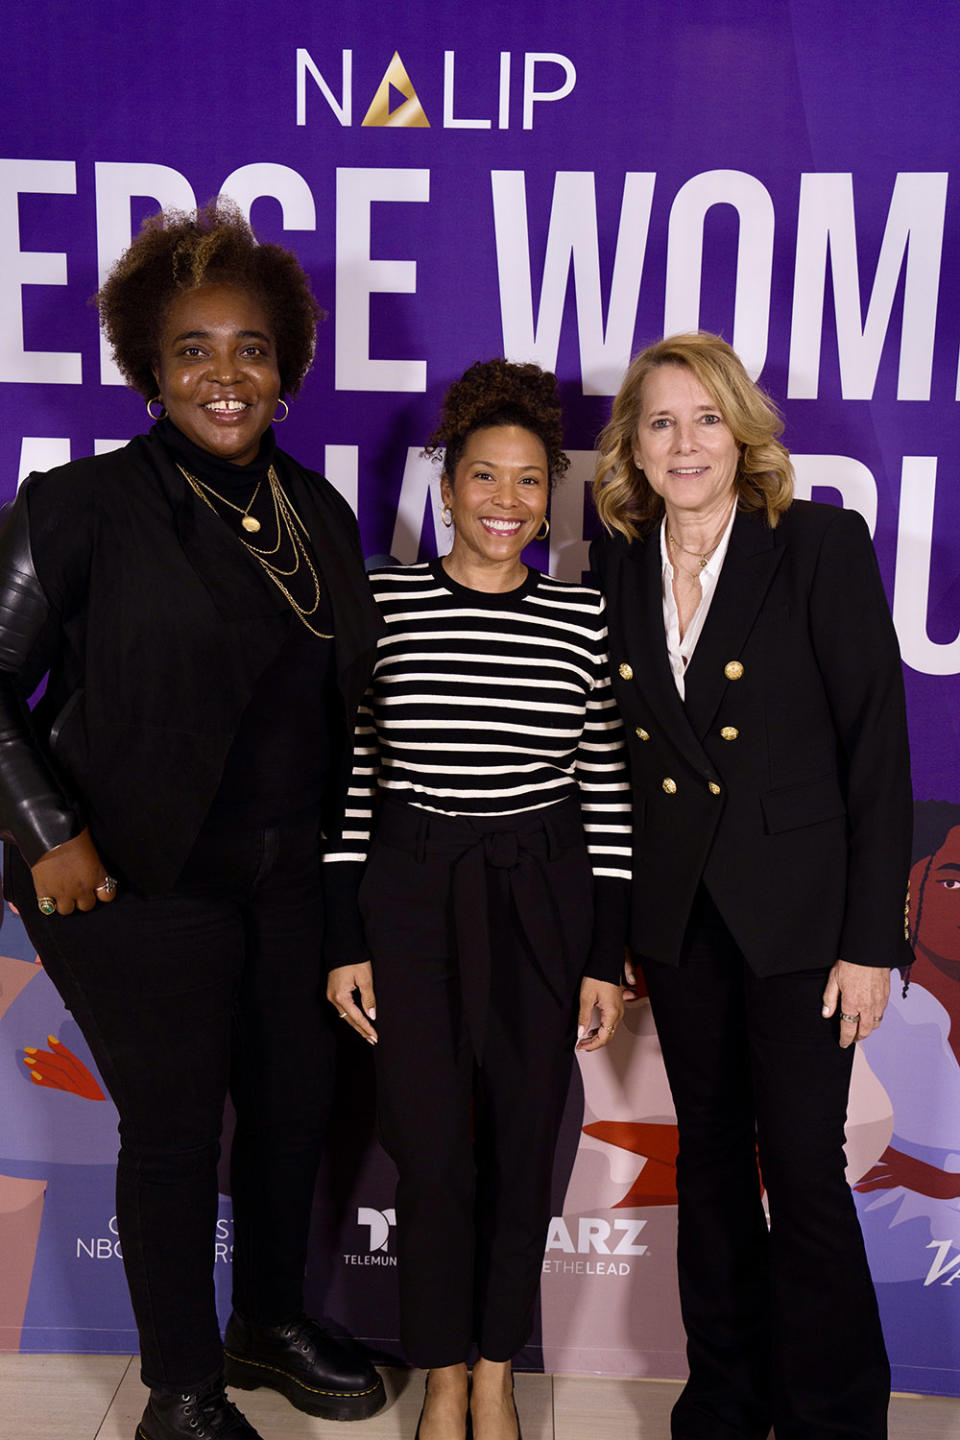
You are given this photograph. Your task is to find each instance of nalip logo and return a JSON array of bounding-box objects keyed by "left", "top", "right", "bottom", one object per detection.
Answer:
[{"left": 296, "top": 48, "right": 576, "bottom": 130}]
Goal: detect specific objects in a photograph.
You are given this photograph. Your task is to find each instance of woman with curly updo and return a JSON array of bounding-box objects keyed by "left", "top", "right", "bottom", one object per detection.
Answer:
[
  {"left": 0, "top": 201, "right": 385, "bottom": 1439},
  {"left": 326, "top": 360, "right": 631, "bottom": 1440}
]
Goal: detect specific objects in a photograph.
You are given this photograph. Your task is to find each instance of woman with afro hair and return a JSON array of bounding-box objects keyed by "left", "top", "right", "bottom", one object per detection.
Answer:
[
  {"left": 0, "top": 201, "right": 385, "bottom": 1439},
  {"left": 327, "top": 359, "right": 632, "bottom": 1440}
]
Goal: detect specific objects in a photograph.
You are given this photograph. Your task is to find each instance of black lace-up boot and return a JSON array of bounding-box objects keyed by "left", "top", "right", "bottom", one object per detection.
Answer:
[
  {"left": 223, "top": 1310, "right": 386, "bottom": 1420},
  {"left": 136, "top": 1376, "right": 262, "bottom": 1439}
]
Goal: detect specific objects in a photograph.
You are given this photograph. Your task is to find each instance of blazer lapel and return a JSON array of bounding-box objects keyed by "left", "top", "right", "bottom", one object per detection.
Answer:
[
  {"left": 683, "top": 509, "right": 784, "bottom": 739},
  {"left": 623, "top": 530, "right": 714, "bottom": 779}
]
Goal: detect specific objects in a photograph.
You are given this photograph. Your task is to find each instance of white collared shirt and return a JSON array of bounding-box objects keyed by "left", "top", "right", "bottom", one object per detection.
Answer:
[{"left": 661, "top": 502, "right": 738, "bottom": 700}]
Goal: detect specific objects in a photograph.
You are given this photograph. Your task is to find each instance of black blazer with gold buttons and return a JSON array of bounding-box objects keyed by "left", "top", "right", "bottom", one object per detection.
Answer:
[{"left": 590, "top": 499, "right": 913, "bottom": 977}]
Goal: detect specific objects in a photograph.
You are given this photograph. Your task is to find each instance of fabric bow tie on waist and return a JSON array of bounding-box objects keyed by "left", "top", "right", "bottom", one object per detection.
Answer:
[{"left": 377, "top": 797, "right": 582, "bottom": 1060}]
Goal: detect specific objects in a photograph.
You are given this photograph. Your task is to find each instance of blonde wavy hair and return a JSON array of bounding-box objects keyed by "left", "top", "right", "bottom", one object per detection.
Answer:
[{"left": 593, "top": 332, "right": 794, "bottom": 541}]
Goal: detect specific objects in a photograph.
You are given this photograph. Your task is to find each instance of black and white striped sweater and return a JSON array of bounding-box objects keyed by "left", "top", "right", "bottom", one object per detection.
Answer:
[{"left": 325, "top": 560, "right": 631, "bottom": 978}]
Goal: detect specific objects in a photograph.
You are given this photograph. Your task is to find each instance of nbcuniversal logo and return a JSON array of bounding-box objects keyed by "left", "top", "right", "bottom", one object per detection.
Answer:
[{"left": 295, "top": 48, "right": 577, "bottom": 130}]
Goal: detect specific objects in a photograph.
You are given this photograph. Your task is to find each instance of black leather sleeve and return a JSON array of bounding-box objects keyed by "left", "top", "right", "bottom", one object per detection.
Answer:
[{"left": 0, "top": 493, "right": 82, "bottom": 865}]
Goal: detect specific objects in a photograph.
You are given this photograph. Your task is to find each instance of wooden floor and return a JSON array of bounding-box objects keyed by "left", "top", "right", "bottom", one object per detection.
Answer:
[{"left": 1, "top": 1356, "right": 958, "bottom": 1439}]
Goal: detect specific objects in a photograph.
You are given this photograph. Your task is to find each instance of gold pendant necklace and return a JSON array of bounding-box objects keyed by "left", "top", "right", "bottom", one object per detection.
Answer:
[
  {"left": 668, "top": 531, "right": 713, "bottom": 570},
  {"left": 178, "top": 463, "right": 334, "bottom": 639},
  {"left": 176, "top": 464, "right": 262, "bottom": 533}
]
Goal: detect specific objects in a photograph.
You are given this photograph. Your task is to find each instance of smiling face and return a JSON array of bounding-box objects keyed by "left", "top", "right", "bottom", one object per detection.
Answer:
[
  {"left": 632, "top": 363, "right": 740, "bottom": 526},
  {"left": 440, "top": 424, "right": 549, "bottom": 591},
  {"left": 152, "top": 283, "right": 281, "bottom": 465},
  {"left": 911, "top": 826, "right": 960, "bottom": 983}
]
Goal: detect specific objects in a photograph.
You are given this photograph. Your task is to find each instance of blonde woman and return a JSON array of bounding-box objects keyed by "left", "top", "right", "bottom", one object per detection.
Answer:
[{"left": 591, "top": 332, "right": 911, "bottom": 1440}]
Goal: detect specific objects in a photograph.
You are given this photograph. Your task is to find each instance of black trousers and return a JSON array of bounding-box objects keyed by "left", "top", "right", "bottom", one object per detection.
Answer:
[
  {"left": 361, "top": 799, "right": 592, "bottom": 1368},
  {"left": 7, "top": 816, "right": 334, "bottom": 1391},
  {"left": 641, "top": 891, "right": 889, "bottom": 1440}
]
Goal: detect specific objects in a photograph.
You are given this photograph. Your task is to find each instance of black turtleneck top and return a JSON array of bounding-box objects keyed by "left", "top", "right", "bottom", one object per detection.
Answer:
[{"left": 153, "top": 420, "right": 340, "bottom": 831}]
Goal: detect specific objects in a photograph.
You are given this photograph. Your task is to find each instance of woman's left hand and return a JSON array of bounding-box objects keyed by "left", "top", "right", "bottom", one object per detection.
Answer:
[
  {"left": 576, "top": 977, "right": 625, "bottom": 1051},
  {"left": 326, "top": 962, "right": 378, "bottom": 1044},
  {"left": 821, "top": 960, "right": 889, "bottom": 1048}
]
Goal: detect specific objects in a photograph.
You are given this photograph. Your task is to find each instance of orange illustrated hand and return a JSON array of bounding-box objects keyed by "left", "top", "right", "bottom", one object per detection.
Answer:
[
  {"left": 854, "top": 1145, "right": 960, "bottom": 1201},
  {"left": 22, "top": 1035, "right": 105, "bottom": 1100}
]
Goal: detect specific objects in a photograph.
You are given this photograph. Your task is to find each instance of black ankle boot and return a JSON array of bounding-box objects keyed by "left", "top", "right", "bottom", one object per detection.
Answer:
[
  {"left": 136, "top": 1376, "right": 262, "bottom": 1440},
  {"left": 223, "top": 1310, "right": 386, "bottom": 1421}
]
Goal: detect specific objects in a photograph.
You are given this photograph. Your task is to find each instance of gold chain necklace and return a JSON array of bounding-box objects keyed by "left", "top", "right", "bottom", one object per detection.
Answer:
[
  {"left": 667, "top": 530, "right": 716, "bottom": 571},
  {"left": 178, "top": 463, "right": 334, "bottom": 639},
  {"left": 672, "top": 558, "right": 707, "bottom": 584},
  {"left": 181, "top": 471, "right": 263, "bottom": 532},
  {"left": 667, "top": 503, "right": 735, "bottom": 574}
]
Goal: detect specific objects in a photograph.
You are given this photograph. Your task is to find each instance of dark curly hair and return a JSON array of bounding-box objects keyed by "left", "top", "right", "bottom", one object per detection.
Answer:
[
  {"left": 96, "top": 198, "right": 323, "bottom": 399},
  {"left": 424, "top": 359, "right": 569, "bottom": 487}
]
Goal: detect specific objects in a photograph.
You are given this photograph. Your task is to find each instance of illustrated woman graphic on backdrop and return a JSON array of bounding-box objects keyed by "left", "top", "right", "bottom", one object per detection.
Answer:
[
  {"left": 0, "top": 201, "right": 384, "bottom": 1440},
  {"left": 591, "top": 331, "right": 912, "bottom": 1440},
  {"left": 327, "top": 360, "right": 630, "bottom": 1440},
  {"left": 856, "top": 800, "right": 960, "bottom": 1223}
]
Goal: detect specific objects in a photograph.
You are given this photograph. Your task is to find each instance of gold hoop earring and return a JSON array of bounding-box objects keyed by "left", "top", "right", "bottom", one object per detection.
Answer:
[
  {"left": 273, "top": 399, "right": 289, "bottom": 423},
  {"left": 146, "top": 396, "right": 165, "bottom": 420},
  {"left": 535, "top": 518, "right": 550, "bottom": 540},
  {"left": 441, "top": 503, "right": 453, "bottom": 529}
]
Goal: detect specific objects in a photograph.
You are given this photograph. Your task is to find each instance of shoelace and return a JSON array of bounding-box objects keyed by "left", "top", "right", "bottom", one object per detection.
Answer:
[
  {"left": 180, "top": 1386, "right": 244, "bottom": 1436},
  {"left": 279, "top": 1317, "right": 317, "bottom": 1354}
]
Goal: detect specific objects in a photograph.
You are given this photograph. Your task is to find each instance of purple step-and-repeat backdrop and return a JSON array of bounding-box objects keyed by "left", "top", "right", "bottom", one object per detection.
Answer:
[{"left": 1, "top": 0, "right": 959, "bottom": 1397}]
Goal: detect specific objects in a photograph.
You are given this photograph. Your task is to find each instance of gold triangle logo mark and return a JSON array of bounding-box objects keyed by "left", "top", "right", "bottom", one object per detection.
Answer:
[{"left": 361, "top": 51, "right": 430, "bottom": 128}]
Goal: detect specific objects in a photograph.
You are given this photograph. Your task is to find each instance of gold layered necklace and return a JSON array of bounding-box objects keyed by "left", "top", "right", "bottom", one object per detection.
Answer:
[
  {"left": 178, "top": 463, "right": 334, "bottom": 639},
  {"left": 667, "top": 530, "right": 716, "bottom": 572},
  {"left": 667, "top": 509, "right": 732, "bottom": 584}
]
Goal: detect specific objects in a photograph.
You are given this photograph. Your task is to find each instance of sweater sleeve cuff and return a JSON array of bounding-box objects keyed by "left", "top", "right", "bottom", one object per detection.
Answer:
[
  {"left": 584, "top": 875, "right": 629, "bottom": 984},
  {"left": 322, "top": 860, "right": 372, "bottom": 972}
]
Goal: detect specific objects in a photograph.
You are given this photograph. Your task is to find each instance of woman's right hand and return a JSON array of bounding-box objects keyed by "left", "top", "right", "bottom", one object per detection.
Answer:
[
  {"left": 623, "top": 948, "right": 648, "bottom": 1004},
  {"left": 326, "top": 962, "right": 378, "bottom": 1044},
  {"left": 29, "top": 828, "right": 117, "bottom": 915}
]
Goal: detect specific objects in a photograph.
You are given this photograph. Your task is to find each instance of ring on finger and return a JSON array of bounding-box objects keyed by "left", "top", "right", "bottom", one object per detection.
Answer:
[
  {"left": 37, "top": 896, "right": 57, "bottom": 916},
  {"left": 95, "top": 875, "right": 118, "bottom": 896},
  {"left": 599, "top": 1023, "right": 616, "bottom": 1034},
  {"left": 840, "top": 1011, "right": 860, "bottom": 1023},
  {"left": 872, "top": 1015, "right": 884, "bottom": 1023},
  {"left": 337, "top": 1011, "right": 347, "bottom": 1019}
]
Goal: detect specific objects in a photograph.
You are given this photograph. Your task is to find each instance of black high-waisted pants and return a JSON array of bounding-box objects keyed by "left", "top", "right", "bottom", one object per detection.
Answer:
[
  {"left": 641, "top": 889, "right": 889, "bottom": 1440},
  {"left": 361, "top": 797, "right": 593, "bottom": 1369},
  {"left": 7, "top": 815, "right": 334, "bottom": 1391}
]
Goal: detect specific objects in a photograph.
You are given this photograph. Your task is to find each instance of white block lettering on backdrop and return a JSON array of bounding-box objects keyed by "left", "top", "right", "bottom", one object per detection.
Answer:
[
  {"left": 663, "top": 170, "right": 775, "bottom": 381},
  {"left": 492, "top": 170, "right": 656, "bottom": 395},
  {"left": 95, "top": 163, "right": 198, "bottom": 385},
  {"left": 788, "top": 172, "right": 948, "bottom": 400},
  {"left": 335, "top": 168, "right": 430, "bottom": 392},
  {"left": 0, "top": 159, "right": 80, "bottom": 384},
  {"left": 893, "top": 457, "right": 960, "bottom": 675}
]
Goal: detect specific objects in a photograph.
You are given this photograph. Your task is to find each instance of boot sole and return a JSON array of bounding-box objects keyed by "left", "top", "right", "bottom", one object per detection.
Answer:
[{"left": 223, "top": 1350, "right": 386, "bottom": 1421}]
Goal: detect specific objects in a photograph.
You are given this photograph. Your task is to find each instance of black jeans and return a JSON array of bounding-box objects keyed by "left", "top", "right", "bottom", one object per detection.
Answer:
[
  {"left": 641, "top": 891, "right": 889, "bottom": 1440},
  {"left": 7, "top": 816, "right": 335, "bottom": 1390}
]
